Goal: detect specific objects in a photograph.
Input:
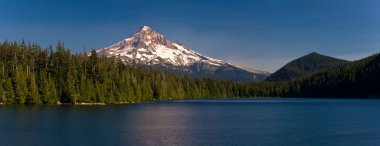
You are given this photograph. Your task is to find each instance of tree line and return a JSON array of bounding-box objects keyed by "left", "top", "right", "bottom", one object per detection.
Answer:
[
  {"left": 0, "top": 41, "right": 378, "bottom": 105},
  {"left": 0, "top": 41, "right": 257, "bottom": 104}
]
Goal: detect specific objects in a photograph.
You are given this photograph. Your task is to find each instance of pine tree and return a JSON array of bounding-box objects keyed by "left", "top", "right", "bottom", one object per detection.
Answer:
[
  {"left": 0, "top": 81, "right": 5, "bottom": 103},
  {"left": 47, "top": 75, "right": 59, "bottom": 105},
  {"left": 67, "top": 77, "right": 79, "bottom": 104},
  {"left": 15, "top": 66, "right": 28, "bottom": 104},
  {"left": 3, "top": 79, "right": 15, "bottom": 104},
  {"left": 26, "top": 75, "right": 41, "bottom": 104}
]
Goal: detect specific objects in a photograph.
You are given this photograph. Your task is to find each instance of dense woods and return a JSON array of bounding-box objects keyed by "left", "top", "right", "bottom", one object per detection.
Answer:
[{"left": 0, "top": 41, "right": 379, "bottom": 105}]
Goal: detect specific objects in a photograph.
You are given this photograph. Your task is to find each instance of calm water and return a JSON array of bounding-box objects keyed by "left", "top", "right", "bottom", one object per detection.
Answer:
[{"left": 1, "top": 98, "right": 380, "bottom": 146}]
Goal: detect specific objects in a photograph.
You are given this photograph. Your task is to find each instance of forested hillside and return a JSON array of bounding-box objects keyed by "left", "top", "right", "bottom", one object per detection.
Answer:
[
  {"left": 266, "top": 52, "right": 350, "bottom": 81},
  {"left": 287, "top": 53, "right": 380, "bottom": 97},
  {"left": 249, "top": 53, "right": 380, "bottom": 98}
]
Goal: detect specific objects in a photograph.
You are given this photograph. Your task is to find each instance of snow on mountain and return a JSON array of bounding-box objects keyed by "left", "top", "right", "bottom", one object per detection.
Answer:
[
  {"left": 96, "top": 25, "right": 224, "bottom": 67},
  {"left": 94, "top": 25, "right": 270, "bottom": 82}
]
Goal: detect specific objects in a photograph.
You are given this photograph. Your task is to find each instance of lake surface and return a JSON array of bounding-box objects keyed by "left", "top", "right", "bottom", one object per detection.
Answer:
[{"left": 1, "top": 98, "right": 380, "bottom": 146}]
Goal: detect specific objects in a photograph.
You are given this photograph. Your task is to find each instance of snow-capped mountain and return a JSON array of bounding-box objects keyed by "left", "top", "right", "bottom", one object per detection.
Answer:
[{"left": 95, "top": 26, "right": 270, "bottom": 82}]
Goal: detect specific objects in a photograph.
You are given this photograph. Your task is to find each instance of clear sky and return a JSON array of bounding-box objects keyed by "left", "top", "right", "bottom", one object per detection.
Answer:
[{"left": 1, "top": 0, "right": 379, "bottom": 72}]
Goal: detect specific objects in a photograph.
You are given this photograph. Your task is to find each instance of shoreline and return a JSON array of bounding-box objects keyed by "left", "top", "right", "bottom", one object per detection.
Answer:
[
  {"left": 74, "top": 102, "right": 107, "bottom": 106},
  {"left": 61, "top": 101, "right": 134, "bottom": 106},
  {"left": 1, "top": 97, "right": 379, "bottom": 106}
]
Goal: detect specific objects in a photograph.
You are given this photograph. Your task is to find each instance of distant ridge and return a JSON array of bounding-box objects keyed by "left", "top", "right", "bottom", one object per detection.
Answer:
[
  {"left": 266, "top": 52, "right": 350, "bottom": 81},
  {"left": 289, "top": 53, "right": 380, "bottom": 97}
]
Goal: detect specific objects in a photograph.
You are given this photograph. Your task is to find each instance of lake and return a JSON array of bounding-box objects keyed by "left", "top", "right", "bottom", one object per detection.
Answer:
[{"left": 1, "top": 98, "right": 380, "bottom": 146}]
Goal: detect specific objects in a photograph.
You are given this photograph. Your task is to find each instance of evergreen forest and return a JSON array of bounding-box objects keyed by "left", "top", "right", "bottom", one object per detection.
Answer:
[{"left": 0, "top": 41, "right": 379, "bottom": 105}]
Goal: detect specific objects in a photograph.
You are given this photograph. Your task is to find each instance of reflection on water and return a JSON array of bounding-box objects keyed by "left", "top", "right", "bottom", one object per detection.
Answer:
[{"left": 1, "top": 98, "right": 380, "bottom": 145}]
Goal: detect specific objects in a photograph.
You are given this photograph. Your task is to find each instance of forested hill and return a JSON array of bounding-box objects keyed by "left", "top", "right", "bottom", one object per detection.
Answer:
[
  {"left": 242, "top": 53, "right": 380, "bottom": 98},
  {"left": 266, "top": 52, "right": 350, "bottom": 81},
  {"left": 287, "top": 53, "right": 380, "bottom": 97}
]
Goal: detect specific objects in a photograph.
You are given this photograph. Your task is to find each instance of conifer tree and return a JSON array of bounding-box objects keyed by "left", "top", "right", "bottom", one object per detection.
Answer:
[
  {"left": 3, "top": 79, "right": 15, "bottom": 104},
  {"left": 0, "top": 82, "right": 5, "bottom": 103},
  {"left": 26, "top": 75, "right": 41, "bottom": 104},
  {"left": 15, "top": 66, "right": 28, "bottom": 104}
]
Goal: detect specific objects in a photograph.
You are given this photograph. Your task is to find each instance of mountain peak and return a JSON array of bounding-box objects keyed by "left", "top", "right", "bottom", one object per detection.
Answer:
[
  {"left": 132, "top": 25, "right": 164, "bottom": 40},
  {"left": 95, "top": 25, "right": 270, "bottom": 82},
  {"left": 98, "top": 25, "right": 220, "bottom": 66},
  {"left": 308, "top": 52, "right": 319, "bottom": 55},
  {"left": 137, "top": 25, "right": 153, "bottom": 33}
]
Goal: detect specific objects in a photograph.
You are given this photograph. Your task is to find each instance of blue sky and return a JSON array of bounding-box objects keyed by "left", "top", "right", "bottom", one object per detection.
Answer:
[{"left": 1, "top": 0, "right": 379, "bottom": 72}]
